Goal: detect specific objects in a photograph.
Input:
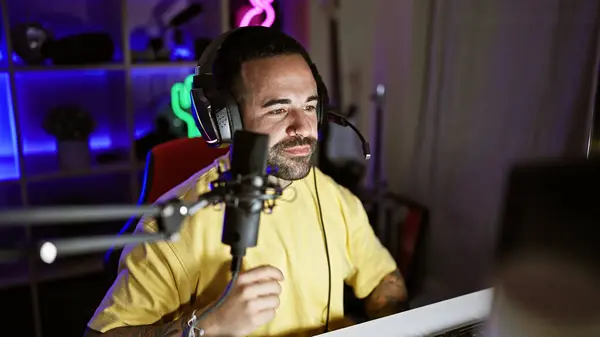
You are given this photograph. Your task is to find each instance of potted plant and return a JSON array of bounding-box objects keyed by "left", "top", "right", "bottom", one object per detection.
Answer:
[{"left": 43, "top": 105, "right": 96, "bottom": 171}]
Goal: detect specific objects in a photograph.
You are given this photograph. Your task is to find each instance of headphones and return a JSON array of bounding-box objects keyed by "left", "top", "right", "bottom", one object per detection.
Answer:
[{"left": 189, "top": 28, "right": 328, "bottom": 147}]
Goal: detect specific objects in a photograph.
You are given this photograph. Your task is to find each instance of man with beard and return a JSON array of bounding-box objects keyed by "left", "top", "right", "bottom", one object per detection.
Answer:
[{"left": 85, "top": 27, "right": 407, "bottom": 337}]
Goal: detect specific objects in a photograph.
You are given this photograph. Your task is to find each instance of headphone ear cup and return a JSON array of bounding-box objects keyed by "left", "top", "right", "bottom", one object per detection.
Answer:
[
  {"left": 222, "top": 90, "right": 243, "bottom": 137},
  {"left": 190, "top": 87, "right": 221, "bottom": 145},
  {"left": 212, "top": 89, "right": 243, "bottom": 144}
]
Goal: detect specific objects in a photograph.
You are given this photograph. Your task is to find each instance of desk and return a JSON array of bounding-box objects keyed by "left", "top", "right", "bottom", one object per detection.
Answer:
[{"left": 318, "top": 288, "right": 493, "bottom": 337}]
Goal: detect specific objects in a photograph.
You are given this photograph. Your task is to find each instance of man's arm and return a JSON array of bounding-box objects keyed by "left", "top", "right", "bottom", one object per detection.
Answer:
[
  {"left": 340, "top": 190, "right": 408, "bottom": 320},
  {"left": 364, "top": 269, "right": 408, "bottom": 320},
  {"left": 86, "top": 218, "right": 198, "bottom": 336},
  {"left": 84, "top": 318, "right": 190, "bottom": 337}
]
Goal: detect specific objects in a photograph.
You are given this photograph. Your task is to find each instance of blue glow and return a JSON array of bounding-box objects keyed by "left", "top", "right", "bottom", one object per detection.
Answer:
[
  {"left": 0, "top": 38, "right": 5, "bottom": 65},
  {"left": 0, "top": 73, "right": 20, "bottom": 181},
  {"left": 172, "top": 47, "right": 193, "bottom": 60},
  {"left": 14, "top": 70, "right": 134, "bottom": 155},
  {"left": 0, "top": 65, "right": 197, "bottom": 181},
  {"left": 104, "top": 151, "right": 152, "bottom": 264}
]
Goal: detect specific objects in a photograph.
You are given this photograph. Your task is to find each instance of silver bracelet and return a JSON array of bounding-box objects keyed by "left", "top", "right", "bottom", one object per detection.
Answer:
[{"left": 186, "top": 310, "right": 206, "bottom": 337}]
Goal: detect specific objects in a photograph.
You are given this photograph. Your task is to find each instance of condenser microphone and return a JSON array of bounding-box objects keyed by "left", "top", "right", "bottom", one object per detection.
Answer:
[{"left": 220, "top": 130, "right": 270, "bottom": 269}]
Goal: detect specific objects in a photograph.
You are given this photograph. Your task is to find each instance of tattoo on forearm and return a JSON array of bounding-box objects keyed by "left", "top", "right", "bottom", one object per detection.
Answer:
[
  {"left": 365, "top": 269, "right": 408, "bottom": 319},
  {"left": 83, "top": 317, "right": 190, "bottom": 337}
]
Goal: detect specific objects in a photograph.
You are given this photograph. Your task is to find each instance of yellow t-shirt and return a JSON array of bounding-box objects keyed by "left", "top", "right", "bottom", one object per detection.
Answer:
[{"left": 88, "top": 155, "right": 398, "bottom": 336}]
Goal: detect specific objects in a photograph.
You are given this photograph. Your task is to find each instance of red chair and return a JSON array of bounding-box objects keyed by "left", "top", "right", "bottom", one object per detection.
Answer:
[
  {"left": 384, "top": 194, "right": 428, "bottom": 295},
  {"left": 104, "top": 138, "right": 228, "bottom": 269},
  {"left": 140, "top": 137, "right": 229, "bottom": 204}
]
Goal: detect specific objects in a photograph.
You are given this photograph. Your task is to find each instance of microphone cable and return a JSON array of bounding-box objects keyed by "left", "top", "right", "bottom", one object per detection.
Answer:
[
  {"left": 191, "top": 168, "right": 332, "bottom": 334},
  {"left": 189, "top": 255, "right": 243, "bottom": 333},
  {"left": 313, "top": 166, "right": 332, "bottom": 332}
]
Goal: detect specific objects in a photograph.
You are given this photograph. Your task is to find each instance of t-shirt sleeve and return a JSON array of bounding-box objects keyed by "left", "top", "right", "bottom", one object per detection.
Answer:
[
  {"left": 87, "top": 217, "right": 193, "bottom": 332},
  {"left": 343, "top": 193, "right": 399, "bottom": 299}
]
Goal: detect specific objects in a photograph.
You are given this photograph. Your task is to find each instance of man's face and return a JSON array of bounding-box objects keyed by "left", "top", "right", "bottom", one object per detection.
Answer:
[{"left": 239, "top": 54, "right": 319, "bottom": 181}]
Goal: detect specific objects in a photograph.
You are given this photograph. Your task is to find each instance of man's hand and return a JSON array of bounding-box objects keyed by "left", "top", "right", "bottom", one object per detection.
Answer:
[
  {"left": 84, "top": 265, "right": 283, "bottom": 337},
  {"left": 201, "top": 265, "right": 284, "bottom": 337},
  {"left": 364, "top": 269, "right": 408, "bottom": 320}
]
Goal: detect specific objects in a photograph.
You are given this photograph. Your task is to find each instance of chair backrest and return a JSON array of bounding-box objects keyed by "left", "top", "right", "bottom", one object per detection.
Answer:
[
  {"left": 389, "top": 195, "right": 428, "bottom": 298},
  {"left": 104, "top": 138, "right": 228, "bottom": 269},
  {"left": 344, "top": 193, "right": 428, "bottom": 320},
  {"left": 360, "top": 193, "right": 429, "bottom": 295},
  {"left": 141, "top": 137, "right": 229, "bottom": 204}
]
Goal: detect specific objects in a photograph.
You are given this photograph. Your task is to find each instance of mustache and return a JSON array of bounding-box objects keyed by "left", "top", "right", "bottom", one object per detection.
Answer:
[{"left": 271, "top": 136, "right": 318, "bottom": 152}]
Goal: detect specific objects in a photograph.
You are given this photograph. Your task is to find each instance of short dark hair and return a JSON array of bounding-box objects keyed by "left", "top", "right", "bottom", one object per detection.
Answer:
[{"left": 212, "top": 27, "right": 314, "bottom": 102}]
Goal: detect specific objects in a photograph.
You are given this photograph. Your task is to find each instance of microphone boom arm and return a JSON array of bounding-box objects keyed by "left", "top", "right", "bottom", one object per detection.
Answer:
[{"left": 0, "top": 174, "right": 282, "bottom": 264}]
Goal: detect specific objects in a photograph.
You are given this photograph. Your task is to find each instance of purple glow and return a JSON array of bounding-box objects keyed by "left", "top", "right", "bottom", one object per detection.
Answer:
[{"left": 238, "top": 0, "right": 275, "bottom": 28}]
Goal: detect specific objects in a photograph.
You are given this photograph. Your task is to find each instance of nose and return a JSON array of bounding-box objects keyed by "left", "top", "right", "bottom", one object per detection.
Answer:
[{"left": 285, "top": 108, "right": 313, "bottom": 138}]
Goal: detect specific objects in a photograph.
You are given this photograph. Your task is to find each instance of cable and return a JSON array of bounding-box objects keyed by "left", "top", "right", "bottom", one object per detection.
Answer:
[
  {"left": 188, "top": 170, "right": 330, "bottom": 333},
  {"left": 313, "top": 166, "right": 332, "bottom": 332},
  {"left": 192, "top": 255, "right": 244, "bottom": 329}
]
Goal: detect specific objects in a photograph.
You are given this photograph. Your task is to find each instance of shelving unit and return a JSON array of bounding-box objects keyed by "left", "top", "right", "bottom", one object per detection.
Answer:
[{"left": 0, "top": 0, "right": 288, "bottom": 336}]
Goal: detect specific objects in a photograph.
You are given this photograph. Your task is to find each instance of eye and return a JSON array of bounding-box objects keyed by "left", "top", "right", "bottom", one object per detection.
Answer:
[
  {"left": 305, "top": 105, "right": 317, "bottom": 113},
  {"left": 268, "top": 108, "right": 287, "bottom": 115}
]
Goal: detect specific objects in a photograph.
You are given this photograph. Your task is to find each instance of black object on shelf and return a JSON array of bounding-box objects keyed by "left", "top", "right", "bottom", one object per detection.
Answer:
[
  {"left": 42, "top": 33, "right": 115, "bottom": 65},
  {"left": 11, "top": 23, "right": 53, "bottom": 65},
  {"left": 168, "top": 3, "right": 203, "bottom": 27}
]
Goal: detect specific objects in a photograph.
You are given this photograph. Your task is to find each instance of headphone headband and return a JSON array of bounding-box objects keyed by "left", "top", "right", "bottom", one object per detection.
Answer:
[{"left": 195, "top": 29, "right": 238, "bottom": 76}]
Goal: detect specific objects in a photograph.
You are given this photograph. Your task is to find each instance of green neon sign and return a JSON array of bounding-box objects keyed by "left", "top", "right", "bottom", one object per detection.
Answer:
[{"left": 170, "top": 74, "right": 202, "bottom": 138}]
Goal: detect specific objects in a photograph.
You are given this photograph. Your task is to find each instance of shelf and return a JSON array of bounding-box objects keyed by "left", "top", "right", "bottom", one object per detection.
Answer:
[
  {"left": 14, "top": 63, "right": 126, "bottom": 72},
  {"left": 126, "top": 0, "right": 223, "bottom": 64},
  {"left": 0, "top": 155, "right": 19, "bottom": 182},
  {"left": 14, "top": 69, "right": 130, "bottom": 176},
  {"left": 27, "top": 171, "right": 132, "bottom": 206},
  {"left": 25, "top": 162, "right": 132, "bottom": 183},
  {"left": 0, "top": 178, "right": 19, "bottom": 186},
  {"left": 7, "top": 0, "right": 124, "bottom": 66},
  {"left": 21, "top": 148, "right": 131, "bottom": 179},
  {"left": 0, "top": 0, "right": 295, "bottom": 335},
  {"left": 0, "top": 4, "right": 8, "bottom": 70},
  {"left": 11, "top": 62, "right": 198, "bottom": 71},
  {"left": 131, "top": 62, "right": 197, "bottom": 69},
  {"left": 0, "top": 178, "right": 21, "bottom": 208}
]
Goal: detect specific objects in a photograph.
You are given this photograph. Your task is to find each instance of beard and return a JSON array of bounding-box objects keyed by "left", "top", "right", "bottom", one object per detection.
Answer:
[{"left": 267, "top": 136, "right": 318, "bottom": 181}]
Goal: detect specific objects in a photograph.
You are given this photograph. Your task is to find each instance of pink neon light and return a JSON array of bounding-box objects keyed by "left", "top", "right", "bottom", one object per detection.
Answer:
[{"left": 238, "top": 0, "right": 275, "bottom": 27}]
